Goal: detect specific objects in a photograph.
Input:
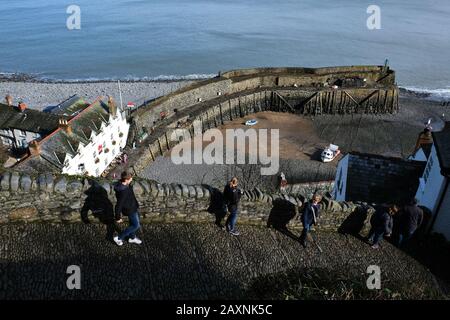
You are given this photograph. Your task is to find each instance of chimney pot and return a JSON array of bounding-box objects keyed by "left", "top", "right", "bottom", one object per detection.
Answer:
[
  {"left": 108, "top": 96, "right": 117, "bottom": 117},
  {"left": 18, "top": 102, "right": 27, "bottom": 112},
  {"left": 5, "top": 94, "right": 13, "bottom": 106},
  {"left": 59, "top": 118, "right": 72, "bottom": 135},
  {"left": 29, "top": 140, "right": 40, "bottom": 156}
]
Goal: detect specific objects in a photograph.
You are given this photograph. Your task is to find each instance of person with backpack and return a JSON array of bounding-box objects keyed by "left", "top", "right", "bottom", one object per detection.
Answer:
[
  {"left": 81, "top": 179, "right": 121, "bottom": 242},
  {"left": 367, "top": 204, "right": 399, "bottom": 249},
  {"left": 113, "top": 171, "right": 142, "bottom": 246},
  {"left": 223, "top": 177, "right": 242, "bottom": 236},
  {"left": 299, "top": 194, "right": 322, "bottom": 248}
]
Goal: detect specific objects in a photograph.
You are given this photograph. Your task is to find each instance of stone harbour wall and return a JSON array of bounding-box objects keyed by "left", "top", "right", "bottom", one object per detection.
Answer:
[{"left": 0, "top": 171, "right": 373, "bottom": 234}]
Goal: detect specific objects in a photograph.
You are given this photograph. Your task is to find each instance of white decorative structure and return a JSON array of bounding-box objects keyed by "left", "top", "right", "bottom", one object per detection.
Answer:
[{"left": 15, "top": 97, "right": 130, "bottom": 177}]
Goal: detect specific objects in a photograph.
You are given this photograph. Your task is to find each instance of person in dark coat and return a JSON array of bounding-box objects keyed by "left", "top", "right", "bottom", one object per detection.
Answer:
[
  {"left": 81, "top": 179, "right": 121, "bottom": 242},
  {"left": 299, "top": 194, "right": 322, "bottom": 248},
  {"left": 367, "top": 204, "right": 399, "bottom": 249},
  {"left": 398, "top": 198, "right": 424, "bottom": 246},
  {"left": 113, "top": 171, "right": 142, "bottom": 246},
  {"left": 223, "top": 177, "right": 242, "bottom": 236}
]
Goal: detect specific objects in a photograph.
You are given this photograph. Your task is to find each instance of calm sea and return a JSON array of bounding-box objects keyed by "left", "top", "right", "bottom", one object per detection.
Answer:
[{"left": 0, "top": 0, "right": 449, "bottom": 98}]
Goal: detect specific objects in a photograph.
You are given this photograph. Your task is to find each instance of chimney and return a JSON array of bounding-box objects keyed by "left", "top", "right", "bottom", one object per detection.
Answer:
[
  {"left": 18, "top": 102, "right": 27, "bottom": 112},
  {"left": 29, "top": 140, "right": 40, "bottom": 156},
  {"left": 5, "top": 94, "right": 13, "bottom": 106},
  {"left": 108, "top": 96, "right": 117, "bottom": 117},
  {"left": 59, "top": 118, "right": 72, "bottom": 135}
]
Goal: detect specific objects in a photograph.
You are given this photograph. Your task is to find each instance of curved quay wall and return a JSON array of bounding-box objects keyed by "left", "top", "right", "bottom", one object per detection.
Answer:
[
  {"left": 132, "top": 65, "right": 397, "bottom": 133},
  {"left": 0, "top": 171, "right": 373, "bottom": 234},
  {"left": 129, "top": 66, "right": 399, "bottom": 174}
]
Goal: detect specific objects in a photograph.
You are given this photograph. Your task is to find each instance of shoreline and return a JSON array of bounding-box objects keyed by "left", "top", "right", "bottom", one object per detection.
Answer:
[
  {"left": 0, "top": 80, "right": 196, "bottom": 111},
  {"left": 0, "top": 72, "right": 215, "bottom": 84}
]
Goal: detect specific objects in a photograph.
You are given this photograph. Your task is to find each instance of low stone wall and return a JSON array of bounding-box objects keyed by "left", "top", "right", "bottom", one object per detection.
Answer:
[{"left": 0, "top": 171, "right": 373, "bottom": 234}]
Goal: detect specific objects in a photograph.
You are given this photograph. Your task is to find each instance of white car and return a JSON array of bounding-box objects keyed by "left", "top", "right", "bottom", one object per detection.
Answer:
[{"left": 321, "top": 144, "right": 340, "bottom": 162}]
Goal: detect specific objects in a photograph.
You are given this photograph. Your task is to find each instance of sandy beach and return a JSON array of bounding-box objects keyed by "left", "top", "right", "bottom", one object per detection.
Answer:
[{"left": 0, "top": 80, "right": 194, "bottom": 110}]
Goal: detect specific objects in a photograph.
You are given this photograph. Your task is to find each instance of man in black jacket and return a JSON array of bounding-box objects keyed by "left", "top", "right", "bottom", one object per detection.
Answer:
[
  {"left": 398, "top": 198, "right": 424, "bottom": 246},
  {"left": 113, "top": 171, "right": 142, "bottom": 246},
  {"left": 299, "top": 194, "right": 321, "bottom": 248},
  {"left": 223, "top": 177, "right": 242, "bottom": 236},
  {"left": 81, "top": 179, "right": 121, "bottom": 242}
]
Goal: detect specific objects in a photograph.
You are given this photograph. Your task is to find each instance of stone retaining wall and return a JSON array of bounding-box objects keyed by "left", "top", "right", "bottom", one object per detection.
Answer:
[{"left": 0, "top": 171, "right": 373, "bottom": 234}]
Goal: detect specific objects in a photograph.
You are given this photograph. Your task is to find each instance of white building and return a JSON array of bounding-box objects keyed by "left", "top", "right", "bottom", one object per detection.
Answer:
[
  {"left": 411, "top": 122, "right": 450, "bottom": 239},
  {"left": 0, "top": 101, "right": 62, "bottom": 150},
  {"left": 15, "top": 98, "right": 129, "bottom": 177}
]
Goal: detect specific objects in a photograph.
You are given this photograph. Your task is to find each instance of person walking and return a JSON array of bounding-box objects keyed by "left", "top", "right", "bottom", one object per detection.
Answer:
[
  {"left": 299, "top": 194, "right": 322, "bottom": 248},
  {"left": 398, "top": 198, "right": 424, "bottom": 247},
  {"left": 113, "top": 171, "right": 142, "bottom": 246},
  {"left": 81, "top": 179, "right": 121, "bottom": 242},
  {"left": 367, "top": 204, "right": 399, "bottom": 249},
  {"left": 223, "top": 177, "right": 242, "bottom": 236}
]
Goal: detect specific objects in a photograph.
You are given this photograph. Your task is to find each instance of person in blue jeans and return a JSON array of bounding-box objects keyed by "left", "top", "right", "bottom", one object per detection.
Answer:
[
  {"left": 300, "top": 194, "right": 321, "bottom": 248},
  {"left": 113, "top": 171, "right": 142, "bottom": 246},
  {"left": 223, "top": 177, "right": 242, "bottom": 236},
  {"left": 367, "top": 204, "right": 398, "bottom": 249}
]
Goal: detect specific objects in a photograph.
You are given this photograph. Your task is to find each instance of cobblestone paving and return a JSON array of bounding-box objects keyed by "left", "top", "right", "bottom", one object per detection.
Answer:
[{"left": 0, "top": 222, "right": 439, "bottom": 299}]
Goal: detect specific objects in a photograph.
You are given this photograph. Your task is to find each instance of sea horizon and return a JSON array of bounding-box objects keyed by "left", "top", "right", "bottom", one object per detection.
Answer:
[{"left": 1, "top": 0, "right": 450, "bottom": 99}]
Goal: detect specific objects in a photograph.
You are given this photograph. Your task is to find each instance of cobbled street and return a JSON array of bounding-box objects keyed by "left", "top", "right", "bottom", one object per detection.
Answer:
[{"left": 0, "top": 222, "right": 439, "bottom": 299}]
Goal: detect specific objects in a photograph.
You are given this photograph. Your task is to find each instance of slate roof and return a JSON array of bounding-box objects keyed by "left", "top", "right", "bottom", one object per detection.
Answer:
[
  {"left": 43, "top": 95, "right": 90, "bottom": 117},
  {"left": 433, "top": 121, "right": 450, "bottom": 176},
  {"left": 14, "top": 98, "right": 113, "bottom": 174},
  {"left": 344, "top": 152, "right": 426, "bottom": 205},
  {"left": 421, "top": 143, "right": 433, "bottom": 159},
  {"left": 0, "top": 103, "right": 62, "bottom": 134}
]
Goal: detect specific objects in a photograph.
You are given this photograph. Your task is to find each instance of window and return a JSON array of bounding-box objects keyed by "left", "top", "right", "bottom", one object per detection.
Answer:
[
  {"left": 20, "top": 130, "right": 26, "bottom": 136},
  {"left": 78, "top": 163, "right": 85, "bottom": 172},
  {"left": 112, "top": 148, "right": 116, "bottom": 156},
  {"left": 423, "top": 157, "right": 434, "bottom": 183},
  {"left": 337, "top": 168, "right": 344, "bottom": 194},
  {"left": 93, "top": 151, "right": 96, "bottom": 158},
  {"left": 105, "top": 158, "right": 108, "bottom": 165},
  {"left": 111, "top": 133, "right": 114, "bottom": 140},
  {"left": 95, "top": 168, "right": 100, "bottom": 176}
]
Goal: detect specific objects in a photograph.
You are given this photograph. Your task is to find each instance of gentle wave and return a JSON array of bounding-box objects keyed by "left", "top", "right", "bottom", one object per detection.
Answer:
[
  {"left": 401, "top": 86, "right": 450, "bottom": 102},
  {"left": 0, "top": 72, "right": 217, "bottom": 83}
]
